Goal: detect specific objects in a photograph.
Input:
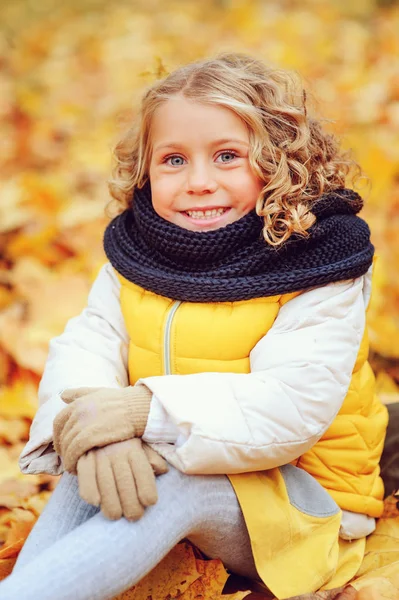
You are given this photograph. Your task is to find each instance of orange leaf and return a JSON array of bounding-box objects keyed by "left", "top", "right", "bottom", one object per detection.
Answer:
[
  {"left": 0, "top": 557, "right": 16, "bottom": 582},
  {"left": 381, "top": 495, "right": 399, "bottom": 519},
  {"left": 113, "top": 542, "right": 201, "bottom": 600},
  {"left": 178, "top": 556, "right": 229, "bottom": 599},
  {"left": 21, "top": 491, "right": 52, "bottom": 516},
  {"left": 0, "top": 539, "right": 26, "bottom": 560},
  {"left": 0, "top": 258, "right": 91, "bottom": 373},
  {"left": 0, "top": 513, "right": 36, "bottom": 559},
  {"left": 0, "top": 478, "right": 40, "bottom": 510}
]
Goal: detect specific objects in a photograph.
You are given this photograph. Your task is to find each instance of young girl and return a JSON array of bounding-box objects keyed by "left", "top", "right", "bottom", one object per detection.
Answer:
[{"left": 0, "top": 53, "right": 389, "bottom": 600}]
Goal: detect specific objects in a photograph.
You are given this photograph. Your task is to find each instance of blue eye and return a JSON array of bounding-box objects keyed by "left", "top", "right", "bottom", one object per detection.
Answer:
[
  {"left": 163, "top": 151, "right": 238, "bottom": 166},
  {"left": 217, "top": 151, "right": 238, "bottom": 162},
  {"left": 165, "top": 155, "right": 185, "bottom": 166}
]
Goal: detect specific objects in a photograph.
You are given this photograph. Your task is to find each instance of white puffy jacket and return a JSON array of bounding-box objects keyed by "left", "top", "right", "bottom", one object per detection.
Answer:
[{"left": 18, "top": 262, "right": 377, "bottom": 538}]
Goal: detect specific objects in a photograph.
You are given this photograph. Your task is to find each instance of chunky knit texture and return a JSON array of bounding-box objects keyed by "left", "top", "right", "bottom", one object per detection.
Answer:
[{"left": 103, "top": 181, "right": 374, "bottom": 302}]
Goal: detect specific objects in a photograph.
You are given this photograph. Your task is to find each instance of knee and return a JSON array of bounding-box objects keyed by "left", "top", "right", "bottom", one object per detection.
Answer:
[
  {"left": 156, "top": 465, "right": 231, "bottom": 504},
  {"left": 155, "top": 464, "right": 190, "bottom": 496},
  {"left": 155, "top": 466, "right": 234, "bottom": 531}
]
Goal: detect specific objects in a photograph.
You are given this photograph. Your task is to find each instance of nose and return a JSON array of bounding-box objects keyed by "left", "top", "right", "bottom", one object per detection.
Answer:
[{"left": 186, "top": 161, "right": 217, "bottom": 195}]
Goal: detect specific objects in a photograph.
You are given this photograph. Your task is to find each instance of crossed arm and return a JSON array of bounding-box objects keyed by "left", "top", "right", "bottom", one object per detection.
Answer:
[{"left": 19, "top": 262, "right": 370, "bottom": 480}]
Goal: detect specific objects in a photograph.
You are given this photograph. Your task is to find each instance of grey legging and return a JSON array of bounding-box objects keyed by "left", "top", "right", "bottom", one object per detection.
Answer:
[{"left": 0, "top": 465, "right": 260, "bottom": 600}]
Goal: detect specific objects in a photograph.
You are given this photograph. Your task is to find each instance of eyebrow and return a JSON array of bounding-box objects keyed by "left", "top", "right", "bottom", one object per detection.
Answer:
[{"left": 153, "top": 138, "right": 249, "bottom": 153}]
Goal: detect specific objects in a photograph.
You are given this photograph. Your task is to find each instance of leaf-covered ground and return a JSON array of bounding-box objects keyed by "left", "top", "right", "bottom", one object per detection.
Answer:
[{"left": 0, "top": 0, "right": 399, "bottom": 598}]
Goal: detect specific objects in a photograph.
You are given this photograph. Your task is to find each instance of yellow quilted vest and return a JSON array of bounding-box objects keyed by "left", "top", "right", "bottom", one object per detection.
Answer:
[{"left": 116, "top": 272, "right": 387, "bottom": 518}]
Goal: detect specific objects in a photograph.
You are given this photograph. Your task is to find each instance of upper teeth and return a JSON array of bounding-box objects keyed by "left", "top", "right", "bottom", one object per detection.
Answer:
[{"left": 186, "top": 208, "right": 226, "bottom": 219}]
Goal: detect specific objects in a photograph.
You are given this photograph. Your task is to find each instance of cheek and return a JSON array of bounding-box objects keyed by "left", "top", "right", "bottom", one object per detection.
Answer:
[
  {"left": 151, "top": 194, "right": 167, "bottom": 218},
  {"left": 148, "top": 164, "right": 167, "bottom": 209},
  {"left": 233, "top": 177, "right": 263, "bottom": 213},
  {"left": 150, "top": 182, "right": 175, "bottom": 218}
]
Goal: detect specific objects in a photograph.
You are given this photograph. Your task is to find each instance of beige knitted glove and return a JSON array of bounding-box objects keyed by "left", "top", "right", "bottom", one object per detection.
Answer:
[
  {"left": 77, "top": 438, "right": 169, "bottom": 521},
  {"left": 53, "top": 384, "right": 152, "bottom": 473}
]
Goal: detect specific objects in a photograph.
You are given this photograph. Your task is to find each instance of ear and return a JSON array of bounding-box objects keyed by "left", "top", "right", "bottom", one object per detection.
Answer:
[{"left": 60, "top": 387, "right": 103, "bottom": 404}]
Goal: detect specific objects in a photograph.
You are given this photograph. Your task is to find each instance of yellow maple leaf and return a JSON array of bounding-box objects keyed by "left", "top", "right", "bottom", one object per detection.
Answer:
[
  {"left": 351, "top": 516, "right": 399, "bottom": 598},
  {"left": 0, "top": 381, "right": 38, "bottom": 421},
  {"left": 0, "top": 448, "right": 27, "bottom": 486},
  {"left": 0, "top": 258, "right": 91, "bottom": 373},
  {"left": 354, "top": 579, "right": 398, "bottom": 600},
  {"left": 113, "top": 542, "right": 201, "bottom": 600},
  {"left": 178, "top": 555, "right": 229, "bottom": 599}
]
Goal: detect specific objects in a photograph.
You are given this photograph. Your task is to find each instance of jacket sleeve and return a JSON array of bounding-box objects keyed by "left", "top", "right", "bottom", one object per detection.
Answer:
[
  {"left": 141, "top": 272, "right": 371, "bottom": 475},
  {"left": 19, "top": 262, "right": 130, "bottom": 475}
]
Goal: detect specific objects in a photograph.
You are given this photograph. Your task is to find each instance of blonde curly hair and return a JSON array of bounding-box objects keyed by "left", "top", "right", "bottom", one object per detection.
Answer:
[{"left": 108, "top": 52, "right": 366, "bottom": 246}]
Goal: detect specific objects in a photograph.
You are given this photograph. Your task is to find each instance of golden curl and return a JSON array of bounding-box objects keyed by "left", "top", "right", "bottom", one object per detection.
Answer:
[{"left": 107, "top": 52, "right": 369, "bottom": 246}]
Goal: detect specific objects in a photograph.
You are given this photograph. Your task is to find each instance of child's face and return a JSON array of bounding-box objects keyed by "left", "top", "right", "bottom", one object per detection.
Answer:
[{"left": 148, "top": 95, "right": 264, "bottom": 231}]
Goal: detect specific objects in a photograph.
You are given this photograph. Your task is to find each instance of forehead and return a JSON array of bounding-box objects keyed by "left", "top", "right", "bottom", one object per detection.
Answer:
[{"left": 150, "top": 95, "right": 249, "bottom": 150}]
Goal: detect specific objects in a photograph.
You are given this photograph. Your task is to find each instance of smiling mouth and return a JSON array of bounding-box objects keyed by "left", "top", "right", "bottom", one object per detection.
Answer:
[{"left": 183, "top": 208, "right": 230, "bottom": 220}]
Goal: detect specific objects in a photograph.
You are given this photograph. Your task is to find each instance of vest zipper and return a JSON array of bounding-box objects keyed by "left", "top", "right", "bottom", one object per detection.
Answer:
[{"left": 163, "top": 301, "right": 181, "bottom": 375}]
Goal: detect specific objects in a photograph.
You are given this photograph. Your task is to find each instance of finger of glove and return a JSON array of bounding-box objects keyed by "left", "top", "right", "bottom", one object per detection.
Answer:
[
  {"left": 112, "top": 457, "right": 145, "bottom": 522},
  {"left": 61, "top": 387, "right": 104, "bottom": 404},
  {"left": 52, "top": 406, "right": 75, "bottom": 456},
  {"left": 61, "top": 425, "right": 100, "bottom": 473},
  {"left": 128, "top": 445, "right": 158, "bottom": 507},
  {"left": 96, "top": 455, "right": 123, "bottom": 520},
  {"left": 55, "top": 413, "right": 88, "bottom": 471},
  {"left": 62, "top": 426, "right": 128, "bottom": 473},
  {"left": 56, "top": 397, "right": 97, "bottom": 459},
  {"left": 77, "top": 451, "right": 100, "bottom": 506},
  {"left": 143, "top": 444, "right": 169, "bottom": 475},
  {"left": 59, "top": 400, "right": 117, "bottom": 471}
]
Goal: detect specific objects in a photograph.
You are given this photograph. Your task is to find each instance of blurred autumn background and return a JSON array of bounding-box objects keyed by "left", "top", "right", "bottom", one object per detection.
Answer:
[{"left": 0, "top": 0, "right": 399, "bottom": 598}]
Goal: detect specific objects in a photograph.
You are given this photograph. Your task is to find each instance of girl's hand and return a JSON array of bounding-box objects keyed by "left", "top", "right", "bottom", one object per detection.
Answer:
[
  {"left": 53, "top": 385, "right": 152, "bottom": 473},
  {"left": 77, "top": 438, "right": 169, "bottom": 521}
]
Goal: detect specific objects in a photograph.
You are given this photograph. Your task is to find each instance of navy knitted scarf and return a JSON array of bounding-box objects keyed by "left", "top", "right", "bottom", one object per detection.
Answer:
[{"left": 103, "top": 181, "right": 374, "bottom": 302}]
